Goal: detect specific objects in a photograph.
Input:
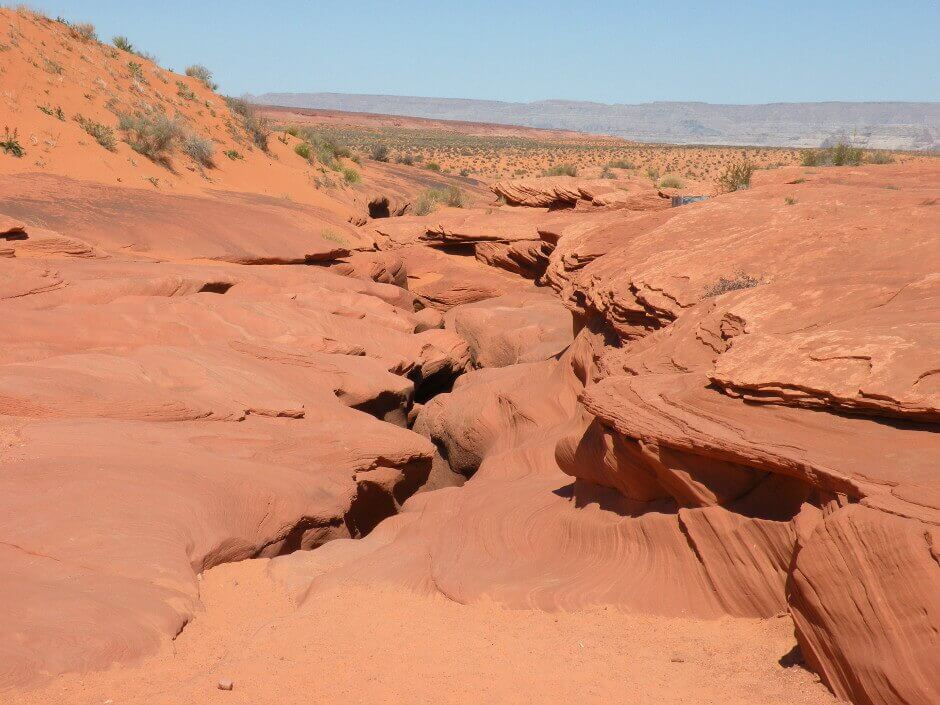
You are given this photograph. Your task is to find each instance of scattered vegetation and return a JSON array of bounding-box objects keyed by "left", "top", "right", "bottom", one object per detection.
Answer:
[
  {"left": 784, "top": 196, "right": 796, "bottom": 205},
  {"left": 38, "top": 104, "right": 65, "bottom": 120},
  {"left": 704, "top": 271, "right": 762, "bottom": 298},
  {"left": 369, "top": 144, "right": 390, "bottom": 162},
  {"left": 182, "top": 133, "right": 215, "bottom": 168},
  {"left": 342, "top": 167, "right": 360, "bottom": 184},
  {"left": 414, "top": 186, "right": 467, "bottom": 215},
  {"left": 1, "top": 127, "right": 24, "bottom": 157},
  {"left": 425, "top": 161, "right": 442, "bottom": 172},
  {"left": 866, "top": 151, "right": 895, "bottom": 165},
  {"left": 395, "top": 153, "right": 417, "bottom": 165},
  {"left": 128, "top": 61, "right": 145, "bottom": 82},
  {"left": 176, "top": 80, "right": 196, "bottom": 101},
  {"left": 716, "top": 160, "right": 755, "bottom": 192},
  {"left": 600, "top": 166, "right": 615, "bottom": 179},
  {"left": 225, "top": 97, "right": 270, "bottom": 151},
  {"left": 224, "top": 149, "right": 243, "bottom": 160},
  {"left": 74, "top": 115, "right": 117, "bottom": 151},
  {"left": 118, "top": 113, "right": 184, "bottom": 163},
  {"left": 321, "top": 229, "right": 348, "bottom": 245},
  {"left": 658, "top": 175, "right": 684, "bottom": 189},
  {"left": 543, "top": 163, "right": 577, "bottom": 177},
  {"left": 184, "top": 65, "right": 217, "bottom": 90},
  {"left": 645, "top": 166, "right": 660, "bottom": 182},
  {"left": 294, "top": 142, "right": 311, "bottom": 160},
  {"left": 608, "top": 159, "right": 634, "bottom": 169}
]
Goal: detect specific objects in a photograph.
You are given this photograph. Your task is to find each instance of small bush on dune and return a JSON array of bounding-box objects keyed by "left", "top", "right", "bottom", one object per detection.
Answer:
[
  {"left": 182, "top": 133, "right": 215, "bottom": 167},
  {"left": 659, "top": 175, "right": 684, "bottom": 189},
  {"left": 112, "top": 35, "right": 134, "bottom": 52},
  {"left": 543, "top": 163, "right": 577, "bottom": 177},
  {"left": 74, "top": 115, "right": 116, "bottom": 151},
  {"left": 369, "top": 144, "right": 389, "bottom": 162},
  {"left": 71, "top": 22, "right": 97, "bottom": 42},
  {"left": 425, "top": 161, "right": 442, "bottom": 172},
  {"left": 866, "top": 151, "right": 895, "bottom": 165},
  {"left": 294, "top": 142, "right": 311, "bottom": 160},
  {"left": 414, "top": 186, "right": 467, "bottom": 215},
  {"left": 600, "top": 166, "right": 616, "bottom": 179},
  {"left": 608, "top": 159, "right": 634, "bottom": 169},
  {"left": 802, "top": 143, "right": 865, "bottom": 167},
  {"left": 1, "top": 127, "right": 24, "bottom": 157},
  {"left": 645, "top": 166, "right": 660, "bottom": 182},
  {"left": 185, "top": 64, "right": 217, "bottom": 90},
  {"left": 224, "top": 96, "right": 270, "bottom": 151},
  {"left": 716, "top": 160, "right": 754, "bottom": 193},
  {"left": 118, "top": 113, "right": 184, "bottom": 163},
  {"left": 342, "top": 167, "right": 360, "bottom": 184},
  {"left": 396, "top": 153, "right": 416, "bottom": 166}
]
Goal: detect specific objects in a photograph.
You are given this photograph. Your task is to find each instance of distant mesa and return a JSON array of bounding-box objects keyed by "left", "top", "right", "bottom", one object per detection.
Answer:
[{"left": 250, "top": 92, "right": 940, "bottom": 151}]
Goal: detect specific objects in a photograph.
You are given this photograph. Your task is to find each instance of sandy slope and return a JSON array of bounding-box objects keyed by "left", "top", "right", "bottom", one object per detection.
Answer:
[{"left": 13, "top": 559, "right": 835, "bottom": 705}]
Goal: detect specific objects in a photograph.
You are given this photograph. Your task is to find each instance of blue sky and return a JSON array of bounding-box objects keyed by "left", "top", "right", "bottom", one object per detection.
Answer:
[{"left": 33, "top": 0, "right": 940, "bottom": 104}]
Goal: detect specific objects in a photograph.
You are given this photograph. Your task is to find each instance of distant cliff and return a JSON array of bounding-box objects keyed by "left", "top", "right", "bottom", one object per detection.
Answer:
[{"left": 250, "top": 93, "right": 940, "bottom": 150}]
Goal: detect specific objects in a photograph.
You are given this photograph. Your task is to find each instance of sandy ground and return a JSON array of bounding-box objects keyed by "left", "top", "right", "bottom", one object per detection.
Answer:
[{"left": 13, "top": 559, "right": 837, "bottom": 705}]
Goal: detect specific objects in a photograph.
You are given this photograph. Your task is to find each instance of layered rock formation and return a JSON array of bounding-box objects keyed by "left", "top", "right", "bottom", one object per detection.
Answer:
[{"left": 2, "top": 126, "right": 937, "bottom": 705}]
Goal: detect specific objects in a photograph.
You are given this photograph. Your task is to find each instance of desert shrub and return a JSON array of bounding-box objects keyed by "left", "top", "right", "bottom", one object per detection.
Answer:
[
  {"left": 866, "top": 151, "right": 895, "bottom": 165},
  {"left": 118, "top": 113, "right": 183, "bottom": 162},
  {"left": 716, "top": 160, "right": 754, "bottom": 192},
  {"left": 342, "top": 167, "right": 360, "bottom": 184},
  {"left": 784, "top": 196, "right": 796, "bottom": 205},
  {"left": 704, "top": 271, "right": 761, "bottom": 298},
  {"left": 1, "top": 127, "right": 24, "bottom": 157},
  {"left": 321, "top": 229, "right": 347, "bottom": 245},
  {"left": 284, "top": 125, "right": 301, "bottom": 137},
  {"left": 425, "top": 161, "right": 441, "bottom": 172},
  {"left": 43, "top": 58, "right": 64, "bottom": 75},
  {"left": 74, "top": 115, "right": 116, "bottom": 150},
  {"left": 71, "top": 22, "right": 97, "bottom": 42},
  {"left": 112, "top": 35, "right": 134, "bottom": 52},
  {"left": 224, "top": 96, "right": 269, "bottom": 151},
  {"left": 608, "top": 159, "right": 634, "bottom": 169},
  {"left": 370, "top": 144, "right": 389, "bottom": 162},
  {"left": 395, "top": 153, "right": 415, "bottom": 165},
  {"left": 182, "top": 133, "right": 214, "bottom": 167},
  {"left": 802, "top": 143, "right": 863, "bottom": 168},
  {"left": 128, "top": 61, "right": 145, "bottom": 81},
  {"left": 294, "top": 142, "right": 311, "bottom": 160},
  {"left": 600, "top": 166, "right": 615, "bottom": 179},
  {"left": 184, "top": 64, "right": 217, "bottom": 90},
  {"left": 413, "top": 186, "right": 466, "bottom": 215},
  {"left": 645, "top": 166, "right": 660, "bottom": 181},
  {"left": 659, "top": 175, "right": 684, "bottom": 188},
  {"left": 224, "top": 149, "right": 243, "bottom": 160},
  {"left": 543, "top": 163, "right": 577, "bottom": 177}
]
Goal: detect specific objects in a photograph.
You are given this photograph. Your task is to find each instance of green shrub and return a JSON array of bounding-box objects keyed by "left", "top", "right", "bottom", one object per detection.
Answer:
[
  {"left": 396, "top": 153, "right": 415, "bottom": 165},
  {"left": 370, "top": 144, "right": 389, "bottom": 162},
  {"left": 184, "top": 65, "right": 217, "bottom": 90},
  {"left": 74, "top": 115, "right": 116, "bottom": 151},
  {"left": 645, "top": 166, "right": 660, "bottom": 182},
  {"left": 784, "top": 196, "right": 796, "bottom": 205},
  {"left": 608, "top": 159, "right": 634, "bottom": 169},
  {"left": 413, "top": 186, "right": 466, "bottom": 215},
  {"left": 176, "top": 80, "right": 196, "bottom": 101},
  {"left": 716, "top": 160, "right": 754, "bottom": 193},
  {"left": 801, "top": 150, "right": 818, "bottom": 167},
  {"left": 118, "top": 113, "right": 183, "bottom": 162},
  {"left": 224, "top": 149, "right": 243, "bottom": 160},
  {"left": 294, "top": 142, "right": 311, "bottom": 160},
  {"left": 658, "top": 175, "right": 684, "bottom": 188},
  {"left": 425, "top": 161, "right": 441, "bottom": 172},
  {"left": 112, "top": 35, "right": 134, "bottom": 52},
  {"left": 543, "top": 163, "right": 577, "bottom": 177},
  {"left": 38, "top": 104, "right": 66, "bottom": 121},
  {"left": 801, "top": 143, "right": 864, "bottom": 167},
  {"left": 182, "top": 133, "right": 214, "bottom": 167},
  {"left": 0, "top": 127, "right": 24, "bottom": 157},
  {"left": 342, "top": 167, "right": 360, "bottom": 184},
  {"left": 128, "top": 61, "right": 145, "bottom": 82}
]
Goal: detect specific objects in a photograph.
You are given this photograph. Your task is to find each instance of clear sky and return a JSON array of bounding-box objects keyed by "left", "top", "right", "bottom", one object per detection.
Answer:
[{"left": 33, "top": 0, "right": 940, "bottom": 104}]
